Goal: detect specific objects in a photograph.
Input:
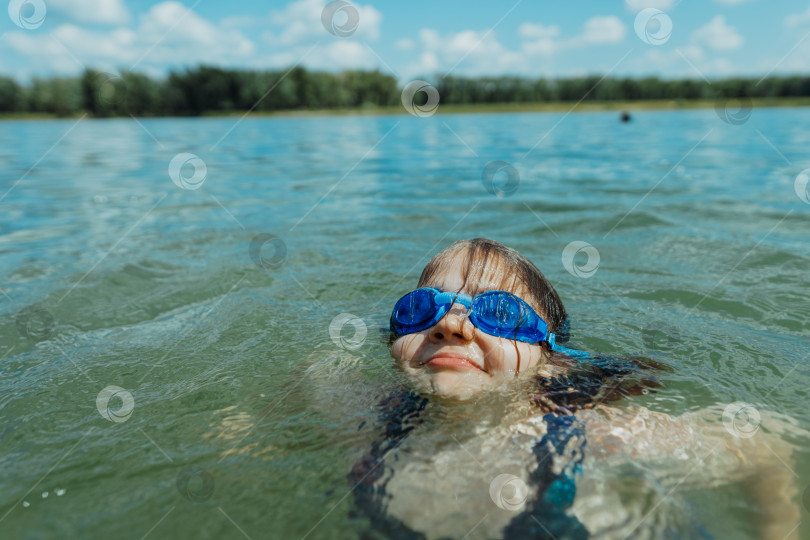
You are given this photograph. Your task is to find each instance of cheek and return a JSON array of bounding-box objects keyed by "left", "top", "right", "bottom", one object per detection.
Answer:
[
  {"left": 391, "top": 334, "right": 423, "bottom": 363},
  {"left": 517, "top": 343, "right": 546, "bottom": 371},
  {"left": 481, "top": 339, "right": 543, "bottom": 373},
  {"left": 476, "top": 335, "right": 509, "bottom": 370},
  {"left": 391, "top": 338, "right": 405, "bottom": 360}
]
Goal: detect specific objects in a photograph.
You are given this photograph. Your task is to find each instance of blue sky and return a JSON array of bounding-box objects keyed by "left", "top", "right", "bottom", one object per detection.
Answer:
[{"left": 2, "top": 0, "right": 810, "bottom": 82}]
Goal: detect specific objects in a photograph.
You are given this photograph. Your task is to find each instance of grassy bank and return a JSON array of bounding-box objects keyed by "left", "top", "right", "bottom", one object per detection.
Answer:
[{"left": 3, "top": 96, "right": 810, "bottom": 120}]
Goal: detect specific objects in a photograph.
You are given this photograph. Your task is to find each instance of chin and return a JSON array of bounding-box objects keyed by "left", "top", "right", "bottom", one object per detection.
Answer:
[
  {"left": 426, "top": 371, "right": 489, "bottom": 400},
  {"left": 396, "top": 359, "right": 490, "bottom": 400}
]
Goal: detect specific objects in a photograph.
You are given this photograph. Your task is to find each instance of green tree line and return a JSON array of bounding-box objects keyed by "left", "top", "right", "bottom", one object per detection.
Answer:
[
  {"left": 1, "top": 66, "right": 809, "bottom": 117},
  {"left": 436, "top": 75, "right": 810, "bottom": 104},
  {"left": 0, "top": 66, "right": 401, "bottom": 116}
]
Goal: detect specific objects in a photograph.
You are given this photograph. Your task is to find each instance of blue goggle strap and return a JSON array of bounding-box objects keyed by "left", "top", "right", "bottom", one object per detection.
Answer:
[{"left": 547, "top": 333, "right": 591, "bottom": 358}]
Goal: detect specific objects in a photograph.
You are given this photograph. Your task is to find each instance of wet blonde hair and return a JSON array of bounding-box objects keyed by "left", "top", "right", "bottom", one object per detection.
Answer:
[{"left": 418, "top": 238, "right": 566, "bottom": 328}]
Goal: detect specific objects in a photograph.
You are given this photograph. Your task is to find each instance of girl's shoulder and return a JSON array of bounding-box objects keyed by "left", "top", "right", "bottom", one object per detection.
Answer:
[
  {"left": 575, "top": 403, "right": 696, "bottom": 461},
  {"left": 572, "top": 402, "right": 804, "bottom": 473}
]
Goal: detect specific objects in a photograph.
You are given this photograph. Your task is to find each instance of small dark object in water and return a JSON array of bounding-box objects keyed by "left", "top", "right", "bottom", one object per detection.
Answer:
[{"left": 620, "top": 111, "right": 632, "bottom": 123}]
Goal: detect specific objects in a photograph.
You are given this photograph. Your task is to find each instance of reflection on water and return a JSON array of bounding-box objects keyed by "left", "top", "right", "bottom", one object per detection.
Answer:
[{"left": 1, "top": 109, "right": 809, "bottom": 539}]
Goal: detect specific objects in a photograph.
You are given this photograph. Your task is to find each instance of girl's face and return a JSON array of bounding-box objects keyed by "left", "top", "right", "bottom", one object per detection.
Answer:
[{"left": 391, "top": 249, "right": 549, "bottom": 400}]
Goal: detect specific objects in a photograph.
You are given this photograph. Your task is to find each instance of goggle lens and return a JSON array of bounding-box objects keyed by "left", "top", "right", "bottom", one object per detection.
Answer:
[
  {"left": 475, "top": 291, "right": 524, "bottom": 335},
  {"left": 392, "top": 288, "right": 436, "bottom": 329}
]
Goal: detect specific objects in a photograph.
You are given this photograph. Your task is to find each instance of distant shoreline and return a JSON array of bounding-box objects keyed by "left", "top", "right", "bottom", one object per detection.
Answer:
[{"left": 3, "top": 97, "right": 810, "bottom": 120}]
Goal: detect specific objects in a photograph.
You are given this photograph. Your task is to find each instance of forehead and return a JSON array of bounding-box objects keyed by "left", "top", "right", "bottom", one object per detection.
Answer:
[{"left": 424, "top": 248, "right": 532, "bottom": 300}]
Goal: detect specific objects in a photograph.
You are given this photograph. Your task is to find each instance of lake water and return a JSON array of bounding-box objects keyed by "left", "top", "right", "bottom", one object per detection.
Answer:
[{"left": 1, "top": 108, "right": 809, "bottom": 539}]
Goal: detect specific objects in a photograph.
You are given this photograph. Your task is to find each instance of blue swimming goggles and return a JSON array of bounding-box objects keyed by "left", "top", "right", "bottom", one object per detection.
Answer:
[{"left": 390, "top": 288, "right": 589, "bottom": 357}]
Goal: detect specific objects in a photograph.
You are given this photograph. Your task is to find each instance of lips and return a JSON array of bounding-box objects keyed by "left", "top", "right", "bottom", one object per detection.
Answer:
[{"left": 423, "top": 351, "right": 484, "bottom": 371}]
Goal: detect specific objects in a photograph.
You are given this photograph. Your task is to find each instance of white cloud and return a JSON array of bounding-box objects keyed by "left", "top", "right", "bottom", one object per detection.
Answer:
[
  {"left": 398, "top": 15, "right": 630, "bottom": 81},
  {"left": 395, "top": 38, "right": 415, "bottom": 51},
  {"left": 518, "top": 22, "right": 560, "bottom": 40},
  {"left": 269, "top": 0, "right": 381, "bottom": 45},
  {"left": 785, "top": 6, "right": 810, "bottom": 28},
  {"left": 311, "top": 40, "right": 376, "bottom": 69},
  {"left": 2, "top": 0, "right": 392, "bottom": 79},
  {"left": 418, "top": 51, "right": 439, "bottom": 74},
  {"left": 629, "top": 44, "right": 736, "bottom": 78},
  {"left": 624, "top": 0, "right": 676, "bottom": 12},
  {"left": 518, "top": 23, "right": 560, "bottom": 55},
  {"left": 692, "top": 15, "right": 743, "bottom": 50},
  {"left": 399, "top": 28, "right": 531, "bottom": 79},
  {"left": 47, "top": 0, "right": 130, "bottom": 25},
  {"left": 626, "top": 13, "right": 749, "bottom": 78},
  {"left": 578, "top": 16, "right": 626, "bottom": 45},
  {"left": 261, "top": 40, "right": 377, "bottom": 72},
  {"left": 521, "top": 16, "right": 624, "bottom": 54},
  {"left": 3, "top": 2, "right": 255, "bottom": 77},
  {"left": 220, "top": 15, "right": 260, "bottom": 29}
]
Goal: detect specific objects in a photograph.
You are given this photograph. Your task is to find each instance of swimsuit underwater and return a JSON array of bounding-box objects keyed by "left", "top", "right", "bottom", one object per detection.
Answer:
[{"left": 347, "top": 389, "right": 589, "bottom": 539}]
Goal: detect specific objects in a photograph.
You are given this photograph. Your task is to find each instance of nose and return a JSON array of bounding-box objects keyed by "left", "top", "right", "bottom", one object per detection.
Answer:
[{"left": 428, "top": 303, "right": 475, "bottom": 343}]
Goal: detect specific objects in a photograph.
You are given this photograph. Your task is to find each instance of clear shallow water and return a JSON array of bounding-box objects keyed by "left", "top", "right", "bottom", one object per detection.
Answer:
[{"left": 1, "top": 109, "right": 809, "bottom": 539}]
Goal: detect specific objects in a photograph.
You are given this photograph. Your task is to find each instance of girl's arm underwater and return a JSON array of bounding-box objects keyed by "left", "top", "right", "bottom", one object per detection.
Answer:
[{"left": 577, "top": 402, "right": 802, "bottom": 540}]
